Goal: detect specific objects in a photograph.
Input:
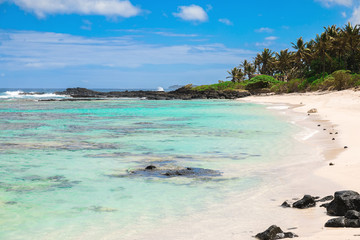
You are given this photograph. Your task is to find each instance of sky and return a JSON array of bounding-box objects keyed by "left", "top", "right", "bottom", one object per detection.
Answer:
[{"left": 0, "top": 0, "right": 359, "bottom": 89}]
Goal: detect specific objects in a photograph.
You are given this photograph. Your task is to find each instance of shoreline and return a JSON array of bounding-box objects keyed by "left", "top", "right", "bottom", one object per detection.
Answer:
[
  {"left": 117, "top": 93, "right": 347, "bottom": 240},
  {"left": 241, "top": 90, "right": 360, "bottom": 239}
]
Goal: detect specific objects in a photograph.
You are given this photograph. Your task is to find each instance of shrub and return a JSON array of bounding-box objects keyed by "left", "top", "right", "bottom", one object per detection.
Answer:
[{"left": 245, "top": 75, "right": 280, "bottom": 91}]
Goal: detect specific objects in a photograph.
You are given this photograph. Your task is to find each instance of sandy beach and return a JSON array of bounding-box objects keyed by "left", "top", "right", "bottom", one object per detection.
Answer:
[{"left": 242, "top": 89, "right": 360, "bottom": 239}]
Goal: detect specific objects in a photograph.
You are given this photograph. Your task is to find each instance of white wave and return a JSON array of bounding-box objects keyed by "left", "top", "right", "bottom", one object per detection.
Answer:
[
  {"left": 295, "top": 128, "right": 319, "bottom": 141},
  {"left": 0, "top": 90, "right": 68, "bottom": 99},
  {"left": 266, "top": 105, "right": 289, "bottom": 110},
  {"left": 157, "top": 87, "right": 164, "bottom": 92}
]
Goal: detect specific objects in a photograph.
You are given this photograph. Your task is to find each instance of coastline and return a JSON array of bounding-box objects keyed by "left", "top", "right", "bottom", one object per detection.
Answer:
[
  {"left": 127, "top": 90, "right": 360, "bottom": 240},
  {"left": 112, "top": 92, "right": 349, "bottom": 240},
  {"left": 241, "top": 89, "right": 360, "bottom": 239}
]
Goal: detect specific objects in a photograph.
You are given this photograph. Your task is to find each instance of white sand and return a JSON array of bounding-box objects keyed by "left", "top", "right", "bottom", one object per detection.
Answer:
[{"left": 241, "top": 90, "right": 360, "bottom": 239}]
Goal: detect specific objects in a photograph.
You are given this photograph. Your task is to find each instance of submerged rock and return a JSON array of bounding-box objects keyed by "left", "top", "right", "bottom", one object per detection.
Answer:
[
  {"left": 292, "top": 195, "right": 316, "bottom": 209},
  {"left": 89, "top": 206, "right": 117, "bottom": 213},
  {"left": 255, "top": 225, "right": 298, "bottom": 240},
  {"left": 109, "top": 165, "right": 221, "bottom": 179},
  {"left": 145, "top": 165, "right": 157, "bottom": 170}
]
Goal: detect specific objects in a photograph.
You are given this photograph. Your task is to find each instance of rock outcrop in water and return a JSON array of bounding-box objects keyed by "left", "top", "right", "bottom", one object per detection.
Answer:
[
  {"left": 55, "top": 87, "right": 250, "bottom": 100},
  {"left": 108, "top": 165, "right": 222, "bottom": 179}
]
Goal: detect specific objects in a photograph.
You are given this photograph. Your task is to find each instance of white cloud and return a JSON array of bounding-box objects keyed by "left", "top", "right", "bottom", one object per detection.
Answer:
[
  {"left": 265, "top": 36, "right": 278, "bottom": 41},
  {"left": 7, "top": 0, "right": 141, "bottom": 18},
  {"left": 0, "top": 73, "right": 5, "bottom": 77},
  {"left": 350, "top": 5, "right": 360, "bottom": 23},
  {"left": 255, "top": 27, "right": 274, "bottom": 33},
  {"left": 0, "top": 30, "right": 255, "bottom": 70},
  {"left": 81, "top": 20, "right": 92, "bottom": 30},
  {"left": 255, "top": 42, "right": 273, "bottom": 47},
  {"left": 154, "top": 32, "right": 198, "bottom": 37},
  {"left": 342, "top": 11, "right": 347, "bottom": 17},
  {"left": 173, "top": 5, "right": 208, "bottom": 22},
  {"left": 218, "top": 18, "right": 233, "bottom": 26},
  {"left": 315, "top": 0, "right": 353, "bottom": 7}
]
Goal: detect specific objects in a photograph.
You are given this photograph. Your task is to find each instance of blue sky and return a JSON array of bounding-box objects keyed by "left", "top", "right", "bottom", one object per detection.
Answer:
[{"left": 0, "top": 0, "right": 359, "bottom": 89}]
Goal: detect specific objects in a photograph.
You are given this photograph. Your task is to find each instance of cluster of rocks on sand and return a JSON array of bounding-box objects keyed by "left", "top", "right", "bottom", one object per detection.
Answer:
[{"left": 255, "top": 190, "right": 360, "bottom": 239}]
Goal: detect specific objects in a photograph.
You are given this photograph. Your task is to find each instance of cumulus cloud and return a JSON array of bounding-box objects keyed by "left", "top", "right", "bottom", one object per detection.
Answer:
[
  {"left": 218, "top": 18, "right": 233, "bottom": 26},
  {"left": 350, "top": 5, "right": 360, "bottom": 23},
  {"left": 0, "top": 30, "right": 255, "bottom": 69},
  {"left": 265, "top": 36, "right": 278, "bottom": 41},
  {"left": 6, "top": 0, "right": 141, "bottom": 18},
  {"left": 173, "top": 5, "right": 208, "bottom": 22},
  {"left": 255, "top": 27, "right": 274, "bottom": 33},
  {"left": 315, "top": 0, "right": 353, "bottom": 7}
]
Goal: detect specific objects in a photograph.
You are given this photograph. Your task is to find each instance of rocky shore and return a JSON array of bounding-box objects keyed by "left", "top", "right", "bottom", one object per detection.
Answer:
[{"left": 54, "top": 87, "right": 250, "bottom": 100}]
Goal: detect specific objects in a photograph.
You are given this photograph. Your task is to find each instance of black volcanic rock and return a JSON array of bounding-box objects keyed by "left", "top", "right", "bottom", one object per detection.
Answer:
[
  {"left": 55, "top": 87, "right": 250, "bottom": 100},
  {"left": 292, "top": 195, "right": 316, "bottom": 209},
  {"left": 255, "top": 225, "right": 298, "bottom": 240},
  {"left": 325, "top": 217, "right": 346, "bottom": 227},
  {"left": 326, "top": 191, "right": 360, "bottom": 216},
  {"left": 108, "top": 166, "right": 221, "bottom": 179}
]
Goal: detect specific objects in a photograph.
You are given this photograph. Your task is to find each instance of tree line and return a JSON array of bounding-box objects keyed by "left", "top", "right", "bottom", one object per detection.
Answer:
[{"left": 227, "top": 22, "right": 360, "bottom": 83}]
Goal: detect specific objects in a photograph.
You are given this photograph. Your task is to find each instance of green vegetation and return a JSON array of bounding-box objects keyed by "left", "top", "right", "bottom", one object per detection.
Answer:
[{"left": 191, "top": 23, "right": 360, "bottom": 94}]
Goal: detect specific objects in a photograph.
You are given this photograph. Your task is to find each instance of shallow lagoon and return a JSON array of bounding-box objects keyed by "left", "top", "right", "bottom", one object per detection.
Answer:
[{"left": 0, "top": 99, "right": 300, "bottom": 239}]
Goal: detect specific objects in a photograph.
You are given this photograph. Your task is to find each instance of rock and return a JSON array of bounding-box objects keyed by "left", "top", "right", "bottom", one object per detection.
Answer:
[
  {"left": 320, "top": 203, "right": 330, "bottom": 208},
  {"left": 5, "top": 201, "right": 17, "bottom": 205},
  {"left": 292, "top": 195, "right": 316, "bottom": 209},
  {"left": 317, "top": 124, "right": 321, "bottom": 127},
  {"left": 255, "top": 225, "right": 283, "bottom": 240},
  {"left": 307, "top": 108, "right": 318, "bottom": 113},
  {"left": 332, "top": 138, "right": 335, "bottom": 140},
  {"left": 283, "top": 232, "right": 299, "bottom": 238},
  {"left": 345, "top": 219, "right": 360, "bottom": 228},
  {"left": 316, "top": 195, "right": 334, "bottom": 202},
  {"left": 281, "top": 201, "right": 291, "bottom": 208},
  {"left": 255, "top": 225, "right": 298, "bottom": 240},
  {"left": 109, "top": 166, "right": 222, "bottom": 179},
  {"left": 345, "top": 210, "right": 360, "bottom": 219},
  {"left": 326, "top": 191, "right": 360, "bottom": 216},
  {"left": 344, "top": 146, "right": 348, "bottom": 149},
  {"left": 329, "top": 162, "right": 334, "bottom": 166},
  {"left": 325, "top": 217, "right": 346, "bottom": 227},
  {"left": 56, "top": 87, "right": 251, "bottom": 100},
  {"left": 145, "top": 165, "right": 156, "bottom": 170}
]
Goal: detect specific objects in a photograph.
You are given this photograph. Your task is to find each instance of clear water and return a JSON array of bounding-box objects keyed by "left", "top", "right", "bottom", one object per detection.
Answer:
[{"left": 0, "top": 98, "right": 300, "bottom": 239}]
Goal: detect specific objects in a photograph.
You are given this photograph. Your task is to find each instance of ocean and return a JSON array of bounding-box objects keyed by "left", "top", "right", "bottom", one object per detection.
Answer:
[{"left": 0, "top": 89, "right": 308, "bottom": 239}]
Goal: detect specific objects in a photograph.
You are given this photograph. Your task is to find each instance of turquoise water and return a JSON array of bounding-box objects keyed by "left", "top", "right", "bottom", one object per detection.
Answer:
[{"left": 0, "top": 99, "right": 299, "bottom": 239}]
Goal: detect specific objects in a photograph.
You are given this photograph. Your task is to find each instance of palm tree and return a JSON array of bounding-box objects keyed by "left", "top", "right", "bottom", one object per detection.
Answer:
[
  {"left": 341, "top": 22, "right": 360, "bottom": 72},
  {"left": 255, "top": 48, "right": 275, "bottom": 75},
  {"left": 275, "top": 49, "right": 295, "bottom": 81},
  {"left": 227, "top": 67, "right": 244, "bottom": 82},
  {"left": 240, "top": 60, "right": 256, "bottom": 79},
  {"left": 313, "top": 33, "right": 333, "bottom": 77},
  {"left": 292, "top": 37, "right": 311, "bottom": 75}
]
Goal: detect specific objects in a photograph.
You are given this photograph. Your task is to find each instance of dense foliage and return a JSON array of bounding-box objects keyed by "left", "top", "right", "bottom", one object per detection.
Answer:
[{"left": 212, "top": 22, "right": 360, "bottom": 93}]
